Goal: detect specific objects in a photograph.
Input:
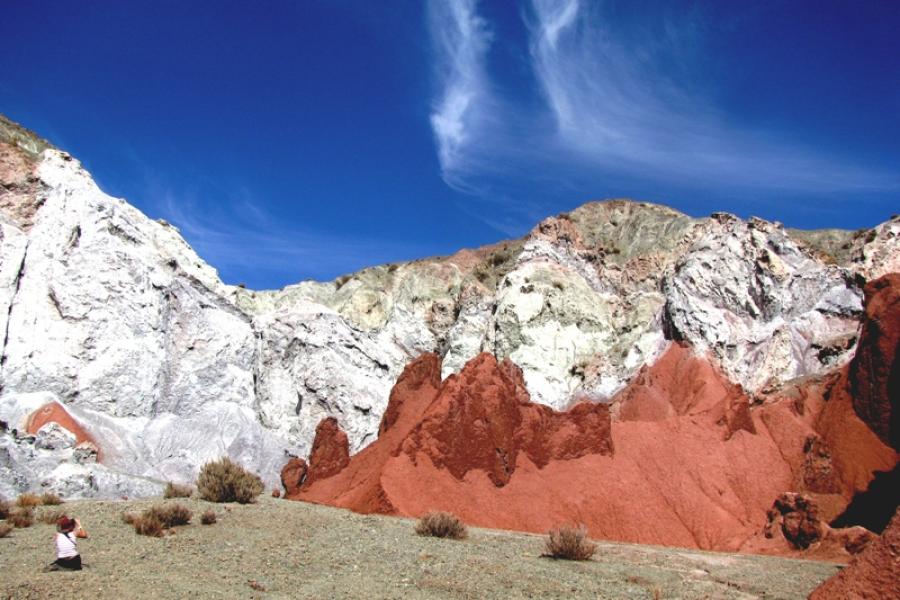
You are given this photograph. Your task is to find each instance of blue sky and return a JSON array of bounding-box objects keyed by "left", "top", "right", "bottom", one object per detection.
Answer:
[{"left": 2, "top": 1, "right": 898, "bottom": 289}]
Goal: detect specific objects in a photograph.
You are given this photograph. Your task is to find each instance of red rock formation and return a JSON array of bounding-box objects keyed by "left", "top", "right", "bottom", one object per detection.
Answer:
[
  {"left": 810, "top": 508, "right": 900, "bottom": 600},
  {"left": 849, "top": 273, "right": 900, "bottom": 450},
  {"left": 401, "top": 354, "right": 612, "bottom": 487},
  {"left": 304, "top": 417, "right": 350, "bottom": 486},
  {"left": 280, "top": 457, "right": 308, "bottom": 496},
  {"left": 287, "top": 276, "right": 899, "bottom": 556},
  {"left": 764, "top": 492, "right": 826, "bottom": 549},
  {"left": 25, "top": 401, "right": 99, "bottom": 458}
]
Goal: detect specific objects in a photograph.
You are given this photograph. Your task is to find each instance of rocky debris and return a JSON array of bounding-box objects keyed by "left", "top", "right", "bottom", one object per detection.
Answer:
[
  {"left": 810, "top": 508, "right": 900, "bottom": 599},
  {"left": 34, "top": 422, "right": 77, "bottom": 451},
  {"left": 848, "top": 273, "right": 900, "bottom": 449},
  {"left": 764, "top": 492, "right": 826, "bottom": 549},
  {"left": 25, "top": 401, "right": 95, "bottom": 450},
  {"left": 760, "top": 492, "right": 877, "bottom": 558},
  {"left": 303, "top": 417, "right": 350, "bottom": 486},
  {"left": 279, "top": 457, "right": 308, "bottom": 496}
]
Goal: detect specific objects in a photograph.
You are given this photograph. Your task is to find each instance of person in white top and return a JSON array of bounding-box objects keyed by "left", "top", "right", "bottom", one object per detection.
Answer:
[{"left": 47, "top": 515, "right": 88, "bottom": 571}]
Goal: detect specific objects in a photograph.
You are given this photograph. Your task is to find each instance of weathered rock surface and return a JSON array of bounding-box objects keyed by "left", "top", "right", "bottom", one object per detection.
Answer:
[
  {"left": 0, "top": 114, "right": 896, "bottom": 499},
  {"left": 810, "top": 508, "right": 900, "bottom": 600},
  {"left": 849, "top": 274, "right": 900, "bottom": 449},
  {"left": 295, "top": 274, "right": 898, "bottom": 553}
]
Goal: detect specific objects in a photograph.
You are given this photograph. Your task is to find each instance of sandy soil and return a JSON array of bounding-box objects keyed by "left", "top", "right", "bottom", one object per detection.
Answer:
[{"left": 0, "top": 496, "right": 840, "bottom": 599}]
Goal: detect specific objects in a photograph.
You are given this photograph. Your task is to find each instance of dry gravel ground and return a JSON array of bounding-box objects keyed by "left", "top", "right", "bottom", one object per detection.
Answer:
[{"left": 0, "top": 496, "right": 839, "bottom": 599}]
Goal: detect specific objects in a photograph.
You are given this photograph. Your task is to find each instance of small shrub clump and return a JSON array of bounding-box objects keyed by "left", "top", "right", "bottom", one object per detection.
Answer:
[
  {"left": 196, "top": 457, "right": 264, "bottom": 504},
  {"left": 163, "top": 482, "right": 193, "bottom": 499},
  {"left": 38, "top": 509, "right": 65, "bottom": 525},
  {"left": 130, "top": 504, "right": 192, "bottom": 536},
  {"left": 40, "top": 492, "right": 62, "bottom": 506},
  {"left": 16, "top": 493, "right": 42, "bottom": 508},
  {"left": 8, "top": 509, "right": 34, "bottom": 529},
  {"left": 200, "top": 510, "right": 217, "bottom": 525},
  {"left": 0, "top": 523, "right": 12, "bottom": 538},
  {"left": 543, "top": 524, "right": 596, "bottom": 561},
  {"left": 415, "top": 511, "right": 468, "bottom": 540},
  {"left": 133, "top": 513, "right": 165, "bottom": 537},
  {"left": 145, "top": 504, "right": 192, "bottom": 528},
  {"left": 0, "top": 498, "right": 10, "bottom": 519}
]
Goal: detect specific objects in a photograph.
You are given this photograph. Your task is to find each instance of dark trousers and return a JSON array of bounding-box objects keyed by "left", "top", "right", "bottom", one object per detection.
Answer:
[{"left": 52, "top": 555, "right": 82, "bottom": 570}]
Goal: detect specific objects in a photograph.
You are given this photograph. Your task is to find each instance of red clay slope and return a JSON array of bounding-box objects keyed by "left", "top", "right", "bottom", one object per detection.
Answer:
[
  {"left": 810, "top": 507, "right": 900, "bottom": 600},
  {"left": 289, "top": 275, "right": 899, "bottom": 554}
]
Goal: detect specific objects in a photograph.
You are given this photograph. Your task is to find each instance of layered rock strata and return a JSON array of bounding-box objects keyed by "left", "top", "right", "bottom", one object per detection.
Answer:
[
  {"left": 292, "top": 276, "right": 898, "bottom": 554},
  {"left": 0, "top": 113, "right": 897, "bottom": 499}
]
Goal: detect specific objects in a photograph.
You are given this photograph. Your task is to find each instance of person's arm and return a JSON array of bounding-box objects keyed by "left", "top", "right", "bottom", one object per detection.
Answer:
[{"left": 74, "top": 519, "right": 88, "bottom": 539}]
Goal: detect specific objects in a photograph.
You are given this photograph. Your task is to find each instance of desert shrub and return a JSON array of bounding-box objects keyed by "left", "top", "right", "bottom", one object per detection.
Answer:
[
  {"left": 121, "top": 511, "right": 139, "bottom": 525},
  {"left": 414, "top": 511, "right": 468, "bottom": 540},
  {"left": 200, "top": 510, "right": 217, "bottom": 525},
  {"left": 145, "top": 503, "right": 192, "bottom": 528},
  {"left": 133, "top": 513, "right": 165, "bottom": 537},
  {"left": 0, "top": 523, "right": 12, "bottom": 538},
  {"left": 163, "top": 482, "right": 193, "bottom": 499},
  {"left": 543, "top": 524, "right": 596, "bottom": 561},
  {"left": 196, "top": 457, "right": 264, "bottom": 504},
  {"left": 16, "top": 493, "right": 42, "bottom": 508},
  {"left": 0, "top": 498, "right": 10, "bottom": 519},
  {"left": 271, "top": 489, "right": 281, "bottom": 499},
  {"left": 40, "top": 492, "right": 62, "bottom": 506},
  {"left": 8, "top": 509, "right": 34, "bottom": 528},
  {"left": 38, "top": 509, "right": 65, "bottom": 525}
]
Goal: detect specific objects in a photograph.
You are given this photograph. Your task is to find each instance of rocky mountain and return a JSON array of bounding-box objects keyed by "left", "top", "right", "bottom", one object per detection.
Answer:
[
  {"left": 0, "top": 113, "right": 897, "bottom": 505},
  {"left": 288, "top": 275, "right": 898, "bottom": 554}
]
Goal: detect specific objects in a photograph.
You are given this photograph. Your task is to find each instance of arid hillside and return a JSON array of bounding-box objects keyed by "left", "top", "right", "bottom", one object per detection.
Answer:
[{"left": 0, "top": 496, "right": 841, "bottom": 600}]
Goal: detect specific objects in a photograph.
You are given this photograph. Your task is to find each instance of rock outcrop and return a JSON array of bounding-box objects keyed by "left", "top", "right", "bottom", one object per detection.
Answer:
[
  {"left": 810, "top": 508, "right": 900, "bottom": 600},
  {"left": 293, "top": 274, "right": 898, "bottom": 553},
  {"left": 849, "top": 274, "right": 900, "bottom": 449},
  {"left": 0, "top": 113, "right": 896, "bottom": 501}
]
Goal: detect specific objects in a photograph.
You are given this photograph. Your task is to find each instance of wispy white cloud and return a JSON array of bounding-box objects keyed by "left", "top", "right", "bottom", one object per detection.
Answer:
[
  {"left": 526, "top": 0, "right": 898, "bottom": 193},
  {"left": 427, "top": 0, "right": 494, "bottom": 191},
  {"left": 426, "top": 0, "right": 897, "bottom": 201}
]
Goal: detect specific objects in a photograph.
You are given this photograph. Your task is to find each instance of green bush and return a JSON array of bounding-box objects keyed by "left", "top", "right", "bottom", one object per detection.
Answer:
[{"left": 196, "top": 457, "right": 264, "bottom": 504}]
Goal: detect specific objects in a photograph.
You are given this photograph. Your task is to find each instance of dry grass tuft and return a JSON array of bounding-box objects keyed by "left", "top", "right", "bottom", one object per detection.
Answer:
[
  {"left": 40, "top": 492, "right": 62, "bottom": 506},
  {"left": 38, "top": 509, "right": 65, "bottom": 525},
  {"left": 543, "top": 524, "right": 596, "bottom": 561},
  {"left": 271, "top": 489, "right": 281, "bottom": 498},
  {"left": 130, "top": 503, "right": 192, "bottom": 536},
  {"left": 15, "top": 493, "right": 42, "bottom": 508},
  {"left": 133, "top": 513, "right": 165, "bottom": 537},
  {"left": 196, "top": 457, "right": 264, "bottom": 504},
  {"left": 0, "top": 523, "right": 12, "bottom": 538},
  {"left": 163, "top": 482, "right": 193, "bottom": 499},
  {"left": 145, "top": 504, "right": 192, "bottom": 528},
  {"left": 201, "top": 510, "right": 217, "bottom": 525},
  {"left": 8, "top": 509, "right": 34, "bottom": 529},
  {"left": 415, "top": 511, "right": 468, "bottom": 540},
  {"left": 0, "top": 498, "right": 10, "bottom": 520}
]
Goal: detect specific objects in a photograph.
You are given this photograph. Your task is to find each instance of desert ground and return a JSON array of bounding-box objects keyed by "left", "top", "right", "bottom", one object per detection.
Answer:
[{"left": 0, "top": 496, "right": 840, "bottom": 599}]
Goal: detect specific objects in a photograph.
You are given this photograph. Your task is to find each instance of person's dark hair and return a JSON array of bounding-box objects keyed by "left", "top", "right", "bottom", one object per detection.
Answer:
[{"left": 56, "top": 516, "right": 76, "bottom": 532}]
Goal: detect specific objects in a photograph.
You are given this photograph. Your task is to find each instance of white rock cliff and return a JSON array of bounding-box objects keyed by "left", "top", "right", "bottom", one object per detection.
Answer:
[{"left": 0, "top": 116, "right": 896, "bottom": 498}]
